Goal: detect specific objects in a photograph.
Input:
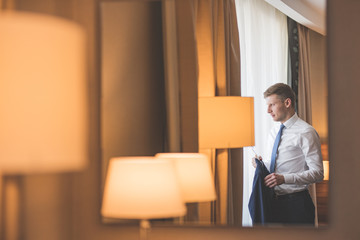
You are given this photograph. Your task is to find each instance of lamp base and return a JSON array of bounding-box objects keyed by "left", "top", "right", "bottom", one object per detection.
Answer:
[
  {"left": 139, "top": 219, "right": 150, "bottom": 240},
  {"left": 1, "top": 176, "right": 22, "bottom": 240}
]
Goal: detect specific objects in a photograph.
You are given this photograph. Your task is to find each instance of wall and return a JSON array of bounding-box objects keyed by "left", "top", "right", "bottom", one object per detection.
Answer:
[
  {"left": 100, "top": 0, "right": 166, "bottom": 187},
  {"left": 9, "top": 0, "right": 360, "bottom": 240}
]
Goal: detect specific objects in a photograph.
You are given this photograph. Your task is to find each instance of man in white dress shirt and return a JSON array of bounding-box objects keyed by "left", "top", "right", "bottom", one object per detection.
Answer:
[{"left": 253, "top": 83, "right": 324, "bottom": 225}]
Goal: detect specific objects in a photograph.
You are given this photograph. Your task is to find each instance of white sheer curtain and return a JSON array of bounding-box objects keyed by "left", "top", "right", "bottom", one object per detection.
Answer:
[{"left": 235, "top": 0, "right": 288, "bottom": 226}]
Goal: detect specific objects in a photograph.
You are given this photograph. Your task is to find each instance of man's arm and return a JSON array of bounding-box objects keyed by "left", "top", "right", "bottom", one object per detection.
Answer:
[
  {"left": 264, "top": 173, "right": 284, "bottom": 188},
  {"left": 282, "top": 129, "right": 324, "bottom": 185}
]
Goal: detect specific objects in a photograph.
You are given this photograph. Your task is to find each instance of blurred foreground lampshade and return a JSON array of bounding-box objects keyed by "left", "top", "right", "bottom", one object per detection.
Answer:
[
  {"left": 101, "top": 157, "right": 186, "bottom": 219},
  {"left": 198, "top": 97, "right": 254, "bottom": 149},
  {"left": 0, "top": 11, "right": 87, "bottom": 173},
  {"left": 155, "top": 153, "right": 216, "bottom": 203}
]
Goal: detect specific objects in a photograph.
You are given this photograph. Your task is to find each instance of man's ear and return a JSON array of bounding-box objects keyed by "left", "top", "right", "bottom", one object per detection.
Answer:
[{"left": 284, "top": 98, "right": 292, "bottom": 108}]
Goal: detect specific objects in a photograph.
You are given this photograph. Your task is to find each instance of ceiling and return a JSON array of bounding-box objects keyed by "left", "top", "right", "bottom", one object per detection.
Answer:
[
  {"left": 265, "top": 0, "right": 327, "bottom": 35},
  {"left": 303, "top": 0, "right": 326, "bottom": 15}
]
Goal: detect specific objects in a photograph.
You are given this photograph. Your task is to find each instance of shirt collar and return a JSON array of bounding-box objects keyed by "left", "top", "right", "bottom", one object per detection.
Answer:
[{"left": 282, "top": 113, "right": 298, "bottom": 129}]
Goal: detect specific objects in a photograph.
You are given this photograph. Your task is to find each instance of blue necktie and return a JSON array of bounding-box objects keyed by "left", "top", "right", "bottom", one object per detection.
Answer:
[{"left": 270, "top": 124, "right": 285, "bottom": 173}]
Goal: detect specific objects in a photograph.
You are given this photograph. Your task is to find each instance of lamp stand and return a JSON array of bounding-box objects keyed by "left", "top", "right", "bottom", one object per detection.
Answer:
[
  {"left": 139, "top": 219, "right": 150, "bottom": 240},
  {"left": 0, "top": 174, "right": 2, "bottom": 238},
  {"left": 1, "top": 176, "right": 22, "bottom": 240}
]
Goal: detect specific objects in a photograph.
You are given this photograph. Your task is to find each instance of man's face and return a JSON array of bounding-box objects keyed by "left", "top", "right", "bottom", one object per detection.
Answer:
[{"left": 265, "top": 94, "right": 291, "bottom": 123}]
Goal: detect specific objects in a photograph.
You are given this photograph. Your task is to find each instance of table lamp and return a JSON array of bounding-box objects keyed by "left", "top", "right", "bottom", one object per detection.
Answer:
[
  {"left": 0, "top": 10, "right": 87, "bottom": 238},
  {"left": 321, "top": 143, "right": 329, "bottom": 180},
  {"left": 198, "top": 96, "right": 254, "bottom": 224},
  {"left": 101, "top": 157, "right": 186, "bottom": 240},
  {"left": 0, "top": 10, "right": 87, "bottom": 173}
]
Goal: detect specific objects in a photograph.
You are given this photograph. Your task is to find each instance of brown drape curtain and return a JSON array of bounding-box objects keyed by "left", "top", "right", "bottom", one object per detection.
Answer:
[
  {"left": 194, "top": 0, "right": 241, "bottom": 225},
  {"left": 224, "top": 0, "right": 242, "bottom": 225},
  {"left": 173, "top": 0, "right": 200, "bottom": 222},
  {"left": 297, "top": 24, "right": 318, "bottom": 226},
  {"left": 175, "top": 0, "right": 199, "bottom": 153},
  {"left": 173, "top": 0, "right": 241, "bottom": 225},
  {"left": 298, "top": 24, "right": 313, "bottom": 123}
]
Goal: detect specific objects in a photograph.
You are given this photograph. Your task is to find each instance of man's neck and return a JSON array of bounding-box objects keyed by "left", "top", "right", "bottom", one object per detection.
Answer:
[{"left": 280, "top": 110, "right": 296, "bottom": 124}]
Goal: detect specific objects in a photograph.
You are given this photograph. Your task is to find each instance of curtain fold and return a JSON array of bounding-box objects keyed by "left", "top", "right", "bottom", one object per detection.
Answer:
[
  {"left": 172, "top": 0, "right": 200, "bottom": 222},
  {"left": 225, "top": 0, "right": 243, "bottom": 224},
  {"left": 287, "top": 17, "right": 299, "bottom": 111},
  {"left": 298, "top": 24, "right": 313, "bottom": 123},
  {"left": 175, "top": 0, "right": 199, "bottom": 153},
  {"left": 195, "top": 0, "right": 216, "bottom": 224},
  {"left": 213, "top": 0, "right": 232, "bottom": 225},
  {"left": 297, "top": 23, "right": 318, "bottom": 227}
]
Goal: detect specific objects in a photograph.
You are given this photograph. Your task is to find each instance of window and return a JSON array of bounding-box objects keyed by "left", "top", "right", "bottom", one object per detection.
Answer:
[{"left": 235, "top": 0, "right": 288, "bottom": 226}]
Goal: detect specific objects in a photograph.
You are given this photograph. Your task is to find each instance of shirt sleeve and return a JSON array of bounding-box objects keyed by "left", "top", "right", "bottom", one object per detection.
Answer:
[{"left": 283, "top": 128, "right": 324, "bottom": 184}]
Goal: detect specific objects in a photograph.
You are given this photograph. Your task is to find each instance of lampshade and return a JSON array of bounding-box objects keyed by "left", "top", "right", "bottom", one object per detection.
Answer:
[
  {"left": 0, "top": 11, "right": 87, "bottom": 173},
  {"left": 323, "top": 161, "right": 329, "bottom": 181},
  {"left": 321, "top": 144, "right": 329, "bottom": 180},
  {"left": 198, "top": 96, "right": 254, "bottom": 149},
  {"left": 101, "top": 157, "right": 186, "bottom": 219},
  {"left": 155, "top": 153, "right": 216, "bottom": 203}
]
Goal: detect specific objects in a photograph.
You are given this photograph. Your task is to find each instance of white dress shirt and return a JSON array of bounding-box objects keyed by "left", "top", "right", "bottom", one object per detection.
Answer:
[{"left": 264, "top": 113, "right": 324, "bottom": 195}]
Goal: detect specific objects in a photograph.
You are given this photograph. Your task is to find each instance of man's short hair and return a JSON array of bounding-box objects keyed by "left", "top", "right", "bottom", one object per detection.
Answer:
[{"left": 263, "top": 83, "right": 296, "bottom": 108}]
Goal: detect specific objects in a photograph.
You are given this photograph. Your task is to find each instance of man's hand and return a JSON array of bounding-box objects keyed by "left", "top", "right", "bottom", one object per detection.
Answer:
[
  {"left": 264, "top": 173, "right": 285, "bottom": 188},
  {"left": 252, "top": 155, "right": 262, "bottom": 168}
]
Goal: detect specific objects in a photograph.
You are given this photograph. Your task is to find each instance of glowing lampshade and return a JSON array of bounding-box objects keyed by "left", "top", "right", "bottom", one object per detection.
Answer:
[
  {"left": 321, "top": 144, "right": 329, "bottom": 180},
  {"left": 198, "top": 97, "right": 254, "bottom": 149},
  {"left": 101, "top": 157, "right": 186, "bottom": 219},
  {"left": 323, "top": 161, "right": 329, "bottom": 181},
  {"left": 155, "top": 153, "right": 216, "bottom": 203},
  {"left": 0, "top": 11, "right": 87, "bottom": 173}
]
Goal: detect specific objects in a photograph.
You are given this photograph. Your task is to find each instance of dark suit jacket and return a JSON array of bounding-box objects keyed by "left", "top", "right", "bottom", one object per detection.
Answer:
[{"left": 248, "top": 158, "right": 274, "bottom": 225}]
